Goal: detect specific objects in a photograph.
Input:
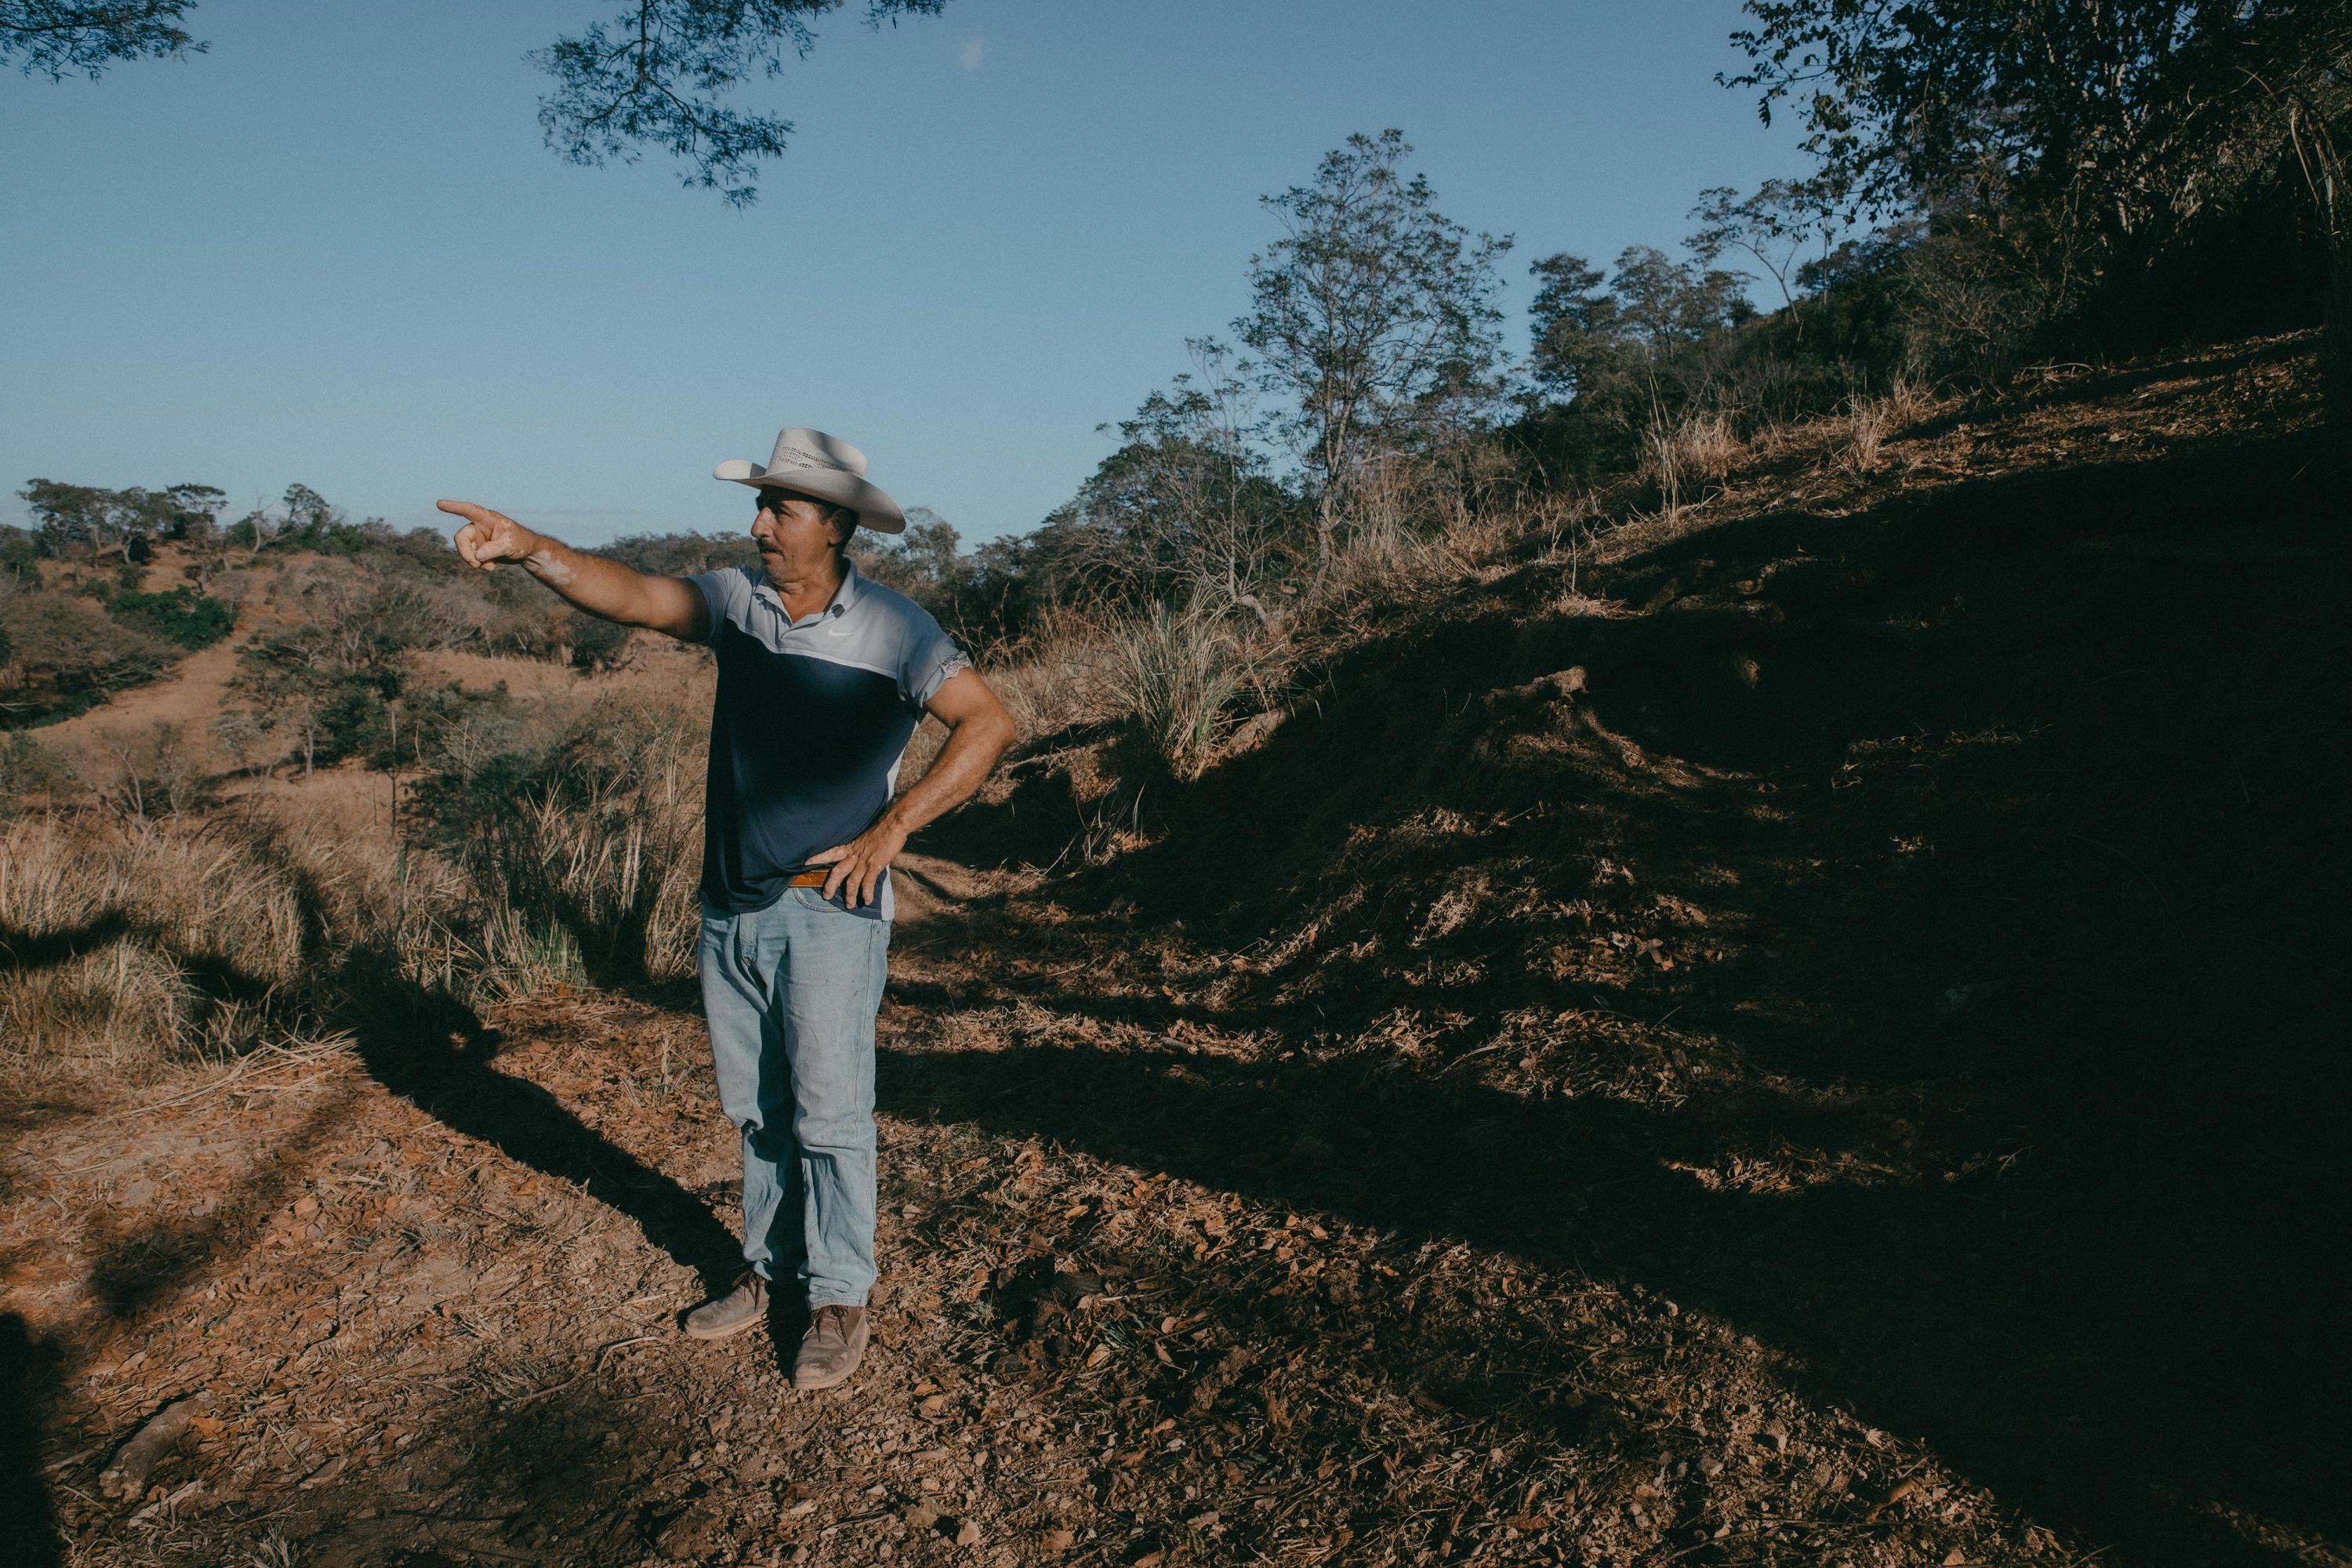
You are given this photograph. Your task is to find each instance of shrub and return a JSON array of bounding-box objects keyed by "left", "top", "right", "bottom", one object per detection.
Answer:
[
  {"left": 0, "top": 590, "right": 176, "bottom": 725},
  {"left": 93, "top": 721, "right": 212, "bottom": 821},
  {"left": 418, "top": 695, "right": 705, "bottom": 985},
  {"left": 108, "top": 585, "right": 236, "bottom": 649},
  {"left": 210, "top": 708, "right": 276, "bottom": 779},
  {"left": 564, "top": 608, "right": 632, "bottom": 671},
  {"left": 0, "top": 731, "right": 71, "bottom": 815}
]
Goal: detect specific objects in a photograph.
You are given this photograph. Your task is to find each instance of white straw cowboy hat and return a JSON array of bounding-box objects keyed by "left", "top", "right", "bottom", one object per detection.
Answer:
[{"left": 713, "top": 427, "right": 907, "bottom": 535}]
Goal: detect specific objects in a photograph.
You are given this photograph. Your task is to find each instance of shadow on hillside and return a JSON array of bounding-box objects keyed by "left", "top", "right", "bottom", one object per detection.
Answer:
[{"left": 900, "top": 426, "right": 2352, "bottom": 1564}]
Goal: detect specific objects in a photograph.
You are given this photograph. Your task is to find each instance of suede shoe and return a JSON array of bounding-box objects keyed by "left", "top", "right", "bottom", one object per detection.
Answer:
[
  {"left": 793, "top": 1305, "right": 869, "bottom": 1389},
  {"left": 683, "top": 1272, "right": 768, "bottom": 1341}
]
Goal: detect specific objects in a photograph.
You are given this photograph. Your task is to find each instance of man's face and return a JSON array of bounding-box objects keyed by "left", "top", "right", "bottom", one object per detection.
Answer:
[{"left": 749, "top": 488, "right": 852, "bottom": 586}]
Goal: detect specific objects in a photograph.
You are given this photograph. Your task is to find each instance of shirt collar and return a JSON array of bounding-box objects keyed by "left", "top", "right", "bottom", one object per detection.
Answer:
[
  {"left": 754, "top": 554, "right": 862, "bottom": 623},
  {"left": 830, "top": 555, "right": 865, "bottom": 615}
]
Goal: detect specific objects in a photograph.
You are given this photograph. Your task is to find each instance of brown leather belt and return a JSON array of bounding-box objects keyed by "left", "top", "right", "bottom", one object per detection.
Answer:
[{"left": 788, "top": 869, "right": 832, "bottom": 888}]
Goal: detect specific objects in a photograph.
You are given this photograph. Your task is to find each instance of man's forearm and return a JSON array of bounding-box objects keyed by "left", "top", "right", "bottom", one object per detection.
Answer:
[{"left": 510, "top": 531, "right": 667, "bottom": 627}]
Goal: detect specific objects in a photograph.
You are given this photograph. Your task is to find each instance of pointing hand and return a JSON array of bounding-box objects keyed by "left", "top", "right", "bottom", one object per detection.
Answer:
[{"left": 437, "top": 499, "right": 537, "bottom": 572}]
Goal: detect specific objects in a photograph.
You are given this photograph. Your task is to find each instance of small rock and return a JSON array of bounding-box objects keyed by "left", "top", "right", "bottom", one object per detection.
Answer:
[
  {"left": 1040, "top": 1528, "right": 1076, "bottom": 1553},
  {"left": 902, "top": 1504, "right": 939, "bottom": 1531},
  {"left": 1698, "top": 1457, "right": 1725, "bottom": 1478},
  {"left": 956, "top": 1519, "right": 982, "bottom": 1546}
]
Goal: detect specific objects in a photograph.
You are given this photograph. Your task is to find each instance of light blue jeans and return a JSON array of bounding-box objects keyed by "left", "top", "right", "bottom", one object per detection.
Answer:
[{"left": 697, "top": 887, "right": 890, "bottom": 1309}]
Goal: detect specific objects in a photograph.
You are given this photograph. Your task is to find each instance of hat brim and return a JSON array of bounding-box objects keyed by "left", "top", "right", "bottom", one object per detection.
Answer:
[{"left": 714, "top": 459, "right": 906, "bottom": 535}]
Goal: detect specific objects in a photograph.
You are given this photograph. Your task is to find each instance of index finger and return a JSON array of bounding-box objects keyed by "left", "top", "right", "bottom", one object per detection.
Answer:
[{"left": 436, "top": 499, "right": 497, "bottom": 525}]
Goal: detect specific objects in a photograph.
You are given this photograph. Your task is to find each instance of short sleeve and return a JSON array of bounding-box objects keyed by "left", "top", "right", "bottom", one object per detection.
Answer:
[
  {"left": 684, "top": 566, "right": 753, "bottom": 644},
  {"left": 899, "top": 607, "right": 972, "bottom": 710}
]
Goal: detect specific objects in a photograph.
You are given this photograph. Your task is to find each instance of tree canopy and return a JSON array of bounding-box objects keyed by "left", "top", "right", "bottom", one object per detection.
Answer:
[
  {"left": 0, "top": 0, "right": 200, "bottom": 80},
  {"left": 1236, "top": 129, "right": 1512, "bottom": 564},
  {"left": 5, "top": 0, "right": 953, "bottom": 204}
]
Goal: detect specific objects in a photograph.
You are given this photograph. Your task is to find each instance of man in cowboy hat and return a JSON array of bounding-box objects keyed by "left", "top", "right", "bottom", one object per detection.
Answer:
[{"left": 437, "top": 427, "right": 1015, "bottom": 1391}]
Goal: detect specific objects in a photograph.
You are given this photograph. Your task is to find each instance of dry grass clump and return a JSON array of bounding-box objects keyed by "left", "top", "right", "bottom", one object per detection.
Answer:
[
  {"left": 466, "top": 906, "right": 590, "bottom": 1004},
  {"left": 1640, "top": 408, "right": 1744, "bottom": 518},
  {"left": 466, "top": 770, "right": 701, "bottom": 989},
  {"left": 0, "top": 814, "right": 311, "bottom": 1080},
  {"left": 454, "top": 699, "right": 706, "bottom": 988},
  {"left": 1839, "top": 377, "right": 1935, "bottom": 475},
  {"left": 1322, "top": 455, "right": 1516, "bottom": 607},
  {"left": 989, "top": 610, "right": 1120, "bottom": 743},
  {"left": 1106, "top": 603, "right": 1251, "bottom": 782}
]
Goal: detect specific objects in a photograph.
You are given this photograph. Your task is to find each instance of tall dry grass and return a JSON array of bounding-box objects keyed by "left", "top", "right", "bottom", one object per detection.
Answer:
[
  {"left": 1839, "top": 378, "right": 1934, "bottom": 475},
  {"left": 0, "top": 815, "right": 313, "bottom": 1080},
  {"left": 1, "top": 699, "right": 712, "bottom": 1089},
  {"left": 461, "top": 744, "right": 703, "bottom": 991},
  {"left": 988, "top": 608, "right": 1120, "bottom": 743},
  {"left": 1639, "top": 408, "right": 1742, "bottom": 520},
  {"left": 1106, "top": 603, "right": 1251, "bottom": 782}
]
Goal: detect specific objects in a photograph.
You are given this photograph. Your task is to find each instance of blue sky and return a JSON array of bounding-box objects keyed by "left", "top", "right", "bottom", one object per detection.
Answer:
[{"left": 2, "top": 1, "right": 1810, "bottom": 547}]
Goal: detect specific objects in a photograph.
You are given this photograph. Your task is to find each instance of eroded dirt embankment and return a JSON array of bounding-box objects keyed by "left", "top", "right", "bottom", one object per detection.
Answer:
[{"left": 7, "top": 337, "right": 2347, "bottom": 1568}]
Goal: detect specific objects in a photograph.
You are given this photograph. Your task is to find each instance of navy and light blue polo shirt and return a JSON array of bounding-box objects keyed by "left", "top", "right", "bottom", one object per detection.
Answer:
[{"left": 686, "top": 557, "right": 970, "bottom": 921}]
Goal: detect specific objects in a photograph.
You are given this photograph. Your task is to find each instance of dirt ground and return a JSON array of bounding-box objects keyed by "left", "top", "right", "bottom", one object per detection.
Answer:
[{"left": 5, "top": 336, "right": 2348, "bottom": 1568}]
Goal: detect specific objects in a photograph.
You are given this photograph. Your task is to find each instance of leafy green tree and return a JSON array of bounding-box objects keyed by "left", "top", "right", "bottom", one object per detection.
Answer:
[
  {"left": 1722, "top": 0, "right": 2352, "bottom": 313},
  {"left": 1237, "top": 129, "right": 1512, "bottom": 568},
  {"left": 16, "top": 478, "right": 228, "bottom": 562},
  {"left": 0, "top": 524, "right": 36, "bottom": 586},
  {"left": 1527, "top": 246, "right": 1752, "bottom": 409},
  {"left": 1687, "top": 176, "right": 1846, "bottom": 336},
  {"left": 17, "top": 479, "right": 114, "bottom": 561},
  {"left": 230, "top": 574, "right": 425, "bottom": 776},
  {"left": 856, "top": 506, "right": 969, "bottom": 609}
]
